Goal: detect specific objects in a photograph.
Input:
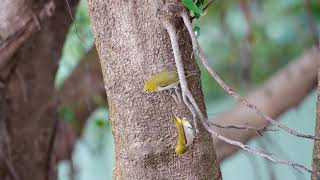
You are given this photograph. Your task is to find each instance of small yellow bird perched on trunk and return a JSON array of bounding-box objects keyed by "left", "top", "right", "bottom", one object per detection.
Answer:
[
  {"left": 143, "top": 70, "right": 197, "bottom": 93},
  {"left": 174, "top": 116, "right": 195, "bottom": 154}
]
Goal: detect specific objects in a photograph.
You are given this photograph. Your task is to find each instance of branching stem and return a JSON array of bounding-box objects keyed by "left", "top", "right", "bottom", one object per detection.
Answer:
[
  {"left": 163, "top": 22, "right": 200, "bottom": 132},
  {"left": 210, "top": 122, "right": 279, "bottom": 136},
  {"left": 159, "top": 2, "right": 318, "bottom": 176},
  {"left": 180, "top": 9, "right": 320, "bottom": 141}
]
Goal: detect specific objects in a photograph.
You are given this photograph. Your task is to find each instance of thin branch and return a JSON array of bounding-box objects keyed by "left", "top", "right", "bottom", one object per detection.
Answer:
[
  {"left": 209, "top": 121, "right": 278, "bottom": 136},
  {"left": 160, "top": 3, "right": 316, "bottom": 175},
  {"left": 162, "top": 24, "right": 206, "bottom": 133},
  {"left": 180, "top": 9, "right": 320, "bottom": 141},
  {"left": 162, "top": 21, "right": 200, "bottom": 132},
  {"left": 64, "top": 0, "right": 89, "bottom": 48},
  {"left": 204, "top": 119, "right": 313, "bottom": 174},
  {"left": 191, "top": 0, "right": 216, "bottom": 21},
  {"left": 203, "top": 0, "right": 217, "bottom": 11},
  {"left": 167, "top": 25, "right": 313, "bottom": 172},
  {"left": 213, "top": 48, "right": 319, "bottom": 162}
]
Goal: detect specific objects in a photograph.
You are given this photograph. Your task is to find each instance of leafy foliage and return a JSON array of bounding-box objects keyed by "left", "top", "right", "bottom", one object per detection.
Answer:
[{"left": 182, "top": 0, "right": 205, "bottom": 19}]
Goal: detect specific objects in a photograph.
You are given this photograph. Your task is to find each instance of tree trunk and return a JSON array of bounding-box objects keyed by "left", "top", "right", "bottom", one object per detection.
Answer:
[
  {"left": 59, "top": 47, "right": 106, "bottom": 135},
  {"left": 55, "top": 47, "right": 106, "bottom": 162},
  {"left": 88, "top": 0, "right": 222, "bottom": 179},
  {"left": 0, "top": 0, "right": 78, "bottom": 179},
  {"left": 312, "top": 59, "right": 320, "bottom": 180}
]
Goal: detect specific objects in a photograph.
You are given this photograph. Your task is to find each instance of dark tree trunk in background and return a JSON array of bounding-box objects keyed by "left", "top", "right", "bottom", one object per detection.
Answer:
[
  {"left": 56, "top": 47, "right": 106, "bottom": 161},
  {"left": 59, "top": 47, "right": 106, "bottom": 135},
  {"left": 312, "top": 62, "right": 320, "bottom": 180},
  {"left": 0, "top": 0, "right": 78, "bottom": 179},
  {"left": 88, "top": 0, "right": 222, "bottom": 179}
]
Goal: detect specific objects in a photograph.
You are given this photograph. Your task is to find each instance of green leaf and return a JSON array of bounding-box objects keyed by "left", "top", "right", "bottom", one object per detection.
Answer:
[
  {"left": 196, "top": 0, "right": 205, "bottom": 12},
  {"left": 182, "top": 0, "right": 202, "bottom": 18},
  {"left": 95, "top": 118, "right": 107, "bottom": 128},
  {"left": 197, "top": 0, "right": 205, "bottom": 4}
]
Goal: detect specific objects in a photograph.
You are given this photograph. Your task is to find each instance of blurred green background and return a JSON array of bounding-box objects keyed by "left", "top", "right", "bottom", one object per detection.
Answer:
[{"left": 56, "top": 0, "right": 319, "bottom": 179}]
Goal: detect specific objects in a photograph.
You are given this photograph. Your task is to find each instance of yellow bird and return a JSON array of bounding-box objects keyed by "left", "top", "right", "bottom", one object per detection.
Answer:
[
  {"left": 143, "top": 70, "right": 197, "bottom": 93},
  {"left": 174, "top": 116, "right": 195, "bottom": 154}
]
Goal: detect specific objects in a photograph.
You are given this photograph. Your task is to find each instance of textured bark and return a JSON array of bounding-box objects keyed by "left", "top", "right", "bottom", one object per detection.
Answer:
[
  {"left": 312, "top": 57, "right": 320, "bottom": 180},
  {"left": 212, "top": 48, "right": 319, "bottom": 161},
  {"left": 0, "top": 0, "right": 78, "bottom": 179},
  {"left": 88, "top": 0, "right": 221, "bottom": 179}
]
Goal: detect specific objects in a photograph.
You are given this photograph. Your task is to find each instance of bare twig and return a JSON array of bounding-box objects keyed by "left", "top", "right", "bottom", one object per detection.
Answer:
[
  {"left": 213, "top": 48, "right": 318, "bottom": 162},
  {"left": 203, "top": 0, "right": 217, "bottom": 11},
  {"left": 203, "top": 119, "right": 313, "bottom": 174},
  {"left": 190, "top": 0, "right": 216, "bottom": 21},
  {"left": 209, "top": 121, "right": 278, "bottom": 136},
  {"left": 64, "top": 0, "right": 89, "bottom": 48},
  {"left": 159, "top": 3, "right": 318, "bottom": 176},
  {"left": 180, "top": 9, "right": 320, "bottom": 141},
  {"left": 162, "top": 21, "right": 200, "bottom": 132}
]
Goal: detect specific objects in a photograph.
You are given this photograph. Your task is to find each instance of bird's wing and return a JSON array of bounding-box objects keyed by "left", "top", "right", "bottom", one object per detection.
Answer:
[{"left": 157, "top": 71, "right": 179, "bottom": 88}]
